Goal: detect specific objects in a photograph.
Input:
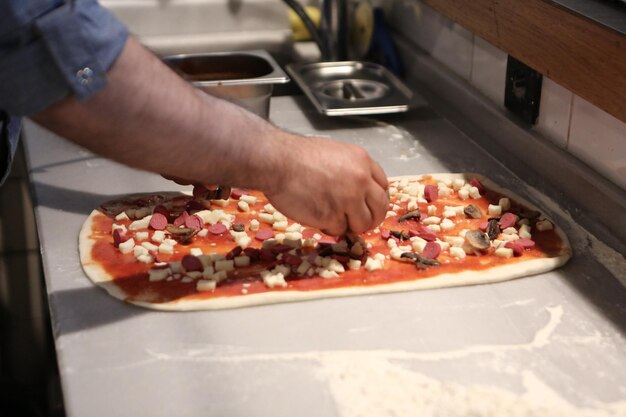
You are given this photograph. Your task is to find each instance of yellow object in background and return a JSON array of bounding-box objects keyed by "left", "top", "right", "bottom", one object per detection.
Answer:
[{"left": 288, "top": 6, "right": 321, "bottom": 41}]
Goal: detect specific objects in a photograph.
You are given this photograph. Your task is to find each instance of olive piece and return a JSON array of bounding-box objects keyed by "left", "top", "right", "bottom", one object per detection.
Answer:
[
  {"left": 165, "top": 225, "right": 197, "bottom": 244},
  {"left": 463, "top": 204, "right": 482, "bottom": 219},
  {"left": 465, "top": 230, "right": 491, "bottom": 250},
  {"left": 232, "top": 223, "right": 245, "bottom": 232},
  {"left": 390, "top": 230, "right": 410, "bottom": 241},
  {"left": 400, "top": 252, "right": 441, "bottom": 269},
  {"left": 486, "top": 218, "right": 500, "bottom": 240},
  {"left": 398, "top": 209, "right": 421, "bottom": 222}
]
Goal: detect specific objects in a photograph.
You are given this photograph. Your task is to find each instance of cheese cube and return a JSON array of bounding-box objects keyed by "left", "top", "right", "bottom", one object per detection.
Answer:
[
  {"left": 158, "top": 243, "right": 174, "bottom": 254},
  {"left": 263, "top": 203, "right": 276, "bottom": 214},
  {"left": 211, "top": 199, "right": 229, "bottom": 207},
  {"left": 284, "top": 231, "right": 303, "bottom": 241},
  {"left": 488, "top": 205, "right": 502, "bottom": 216},
  {"left": 427, "top": 205, "right": 437, "bottom": 216},
  {"left": 390, "top": 246, "right": 404, "bottom": 261},
  {"left": 273, "top": 221, "right": 288, "bottom": 231},
  {"left": 196, "top": 280, "right": 217, "bottom": 292},
  {"left": 134, "top": 231, "right": 149, "bottom": 241},
  {"left": 185, "top": 271, "right": 202, "bottom": 279},
  {"left": 198, "top": 255, "right": 213, "bottom": 268},
  {"left": 211, "top": 270, "right": 228, "bottom": 281},
  {"left": 237, "top": 201, "right": 250, "bottom": 212},
  {"left": 442, "top": 209, "right": 457, "bottom": 218},
  {"left": 133, "top": 245, "right": 148, "bottom": 257},
  {"left": 327, "top": 259, "right": 345, "bottom": 273},
  {"left": 148, "top": 268, "right": 170, "bottom": 282},
  {"left": 387, "top": 238, "right": 397, "bottom": 248},
  {"left": 407, "top": 199, "right": 419, "bottom": 211},
  {"left": 197, "top": 229, "right": 208, "bottom": 237},
  {"left": 427, "top": 225, "right": 441, "bottom": 232},
  {"left": 129, "top": 215, "right": 152, "bottom": 231},
  {"left": 249, "top": 219, "right": 260, "bottom": 231},
  {"left": 151, "top": 230, "right": 166, "bottom": 243},
  {"left": 296, "top": 260, "right": 312, "bottom": 275},
  {"left": 141, "top": 242, "right": 158, "bottom": 252},
  {"left": 273, "top": 211, "right": 287, "bottom": 222},
  {"left": 319, "top": 269, "right": 339, "bottom": 279},
  {"left": 215, "top": 260, "right": 235, "bottom": 272},
  {"left": 235, "top": 235, "right": 252, "bottom": 249},
  {"left": 119, "top": 238, "right": 135, "bottom": 254},
  {"left": 519, "top": 224, "right": 532, "bottom": 239},
  {"left": 286, "top": 223, "right": 303, "bottom": 233},
  {"left": 258, "top": 213, "right": 274, "bottom": 224},
  {"left": 261, "top": 271, "right": 287, "bottom": 288},
  {"left": 495, "top": 247, "right": 514, "bottom": 258},
  {"left": 458, "top": 188, "right": 470, "bottom": 200},
  {"left": 499, "top": 198, "right": 511, "bottom": 212},
  {"left": 501, "top": 233, "right": 519, "bottom": 242},
  {"left": 164, "top": 238, "right": 178, "bottom": 247},
  {"left": 502, "top": 227, "right": 518, "bottom": 235},
  {"left": 240, "top": 195, "right": 257, "bottom": 205},
  {"left": 348, "top": 259, "right": 362, "bottom": 270},
  {"left": 373, "top": 253, "right": 386, "bottom": 263},
  {"left": 468, "top": 186, "right": 481, "bottom": 199},
  {"left": 452, "top": 178, "right": 465, "bottom": 190},
  {"left": 201, "top": 265, "right": 215, "bottom": 279},
  {"left": 112, "top": 223, "right": 127, "bottom": 233},
  {"left": 412, "top": 239, "right": 427, "bottom": 253},
  {"left": 449, "top": 246, "right": 466, "bottom": 259},
  {"left": 169, "top": 262, "right": 184, "bottom": 273},
  {"left": 443, "top": 236, "right": 465, "bottom": 247},
  {"left": 440, "top": 218, "right": 455, "bottom": 232},
  {"left": 364, "top": 257, "right": 383, "bottom": 271},
  {"left": 136, "top": 254, "right": 154, "bottom": 264},
  {"left": 115, "top": 211, "right": 130, "bottom": 221},
  {"left": 189, "top": 247, "right": 203, "bottom": 256},
  {"left": 234, "top": 255, "right": 251, "bottom": 267},
  {"left": 422, "top": 216, "right": 441, "bottom": 225}
]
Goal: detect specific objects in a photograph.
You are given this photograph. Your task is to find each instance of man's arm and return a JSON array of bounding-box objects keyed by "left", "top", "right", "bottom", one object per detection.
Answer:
[{"left": 33, "top": 37, "right": 388, "bottom": 235}]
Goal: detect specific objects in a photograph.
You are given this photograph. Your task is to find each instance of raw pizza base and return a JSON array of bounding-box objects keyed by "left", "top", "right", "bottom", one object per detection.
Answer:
[{"left": 79, "top": 173, "right": 572, "bottom": 310}]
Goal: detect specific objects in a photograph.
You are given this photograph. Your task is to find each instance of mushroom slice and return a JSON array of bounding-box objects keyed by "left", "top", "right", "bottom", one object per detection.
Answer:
[
  {"left": 398, "top": 209, "right": 421, "bottom": 223},
  {"left": 463, "top": 204, "right": 482, "bottom": 219},
  {"left": 465, "top": 230, "right": 491, "bottom": 250}
]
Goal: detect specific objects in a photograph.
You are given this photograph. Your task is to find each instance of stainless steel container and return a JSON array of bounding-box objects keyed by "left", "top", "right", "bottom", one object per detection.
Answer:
[{"left": 164, "top": 50, "right": 289, "bottom": 119}]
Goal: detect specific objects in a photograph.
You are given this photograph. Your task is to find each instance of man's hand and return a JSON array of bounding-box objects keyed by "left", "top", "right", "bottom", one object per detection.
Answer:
[{"left": 265, "top": 135, "right": 389, "bottom": 236}]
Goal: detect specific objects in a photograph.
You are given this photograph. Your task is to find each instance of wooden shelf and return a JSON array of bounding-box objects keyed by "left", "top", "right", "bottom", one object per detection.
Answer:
[{"left": 423, "top": 0, "right": 626, "bottom": 123}]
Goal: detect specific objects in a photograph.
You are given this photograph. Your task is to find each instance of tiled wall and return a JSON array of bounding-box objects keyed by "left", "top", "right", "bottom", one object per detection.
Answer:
[{"left": 387, "top": 0, "right": 626, "bottom": 191}]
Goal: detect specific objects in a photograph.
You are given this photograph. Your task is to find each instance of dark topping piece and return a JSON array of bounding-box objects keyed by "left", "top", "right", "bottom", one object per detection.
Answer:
[
  {"left": 185, "top": 200, "right": 206, "bottom": 212},
  {"left": 486, "top": 218, "right": 500, "bottom": 240},
  {"left": 390, "top": 230, "right": 410, "bottom": 241},
  {"left": 463, "top": 204, "right": 482, "bottom": 219},
  {"left": 193, "top": 185, "right": 231, "bottom": 200},
  {"left": 512, "top": 207, "right": 541, "bottom": 220},
  {"left": 424, "top": 185, "right": 438, "bottom": 203},
  {"left": 226, "top": 246, "right": 243, "bottom": 260},
  {"left": 398, "top": 209, "right": 421, "bottom": 223},
  {"left": 243, "top": 247, "right": 261, "bottom": 261},
  {"left": 465, "top": 230, "right": 491, "bottom": 250},
  {"left": 282, "top": 253, "right": 303, "bottom": 267},
  {"left": 400, "top": 252, "right": 441, "bottom": 269},
  {"left": 232, "top": 223, "right": 245, "bottom": 232},
  {"left": 181, "top": 254, "right": 203, "bottom": 272},
  {"left": 166, "top": 225, "right": 197, "bottom": 244}
]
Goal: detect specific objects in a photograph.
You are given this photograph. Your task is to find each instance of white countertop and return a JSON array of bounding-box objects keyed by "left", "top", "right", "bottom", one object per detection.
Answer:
[{"left": 23, "top": 96, "right": 626, "bottom": 417}]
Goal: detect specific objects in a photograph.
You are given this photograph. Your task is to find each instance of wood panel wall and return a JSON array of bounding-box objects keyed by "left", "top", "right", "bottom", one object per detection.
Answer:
[{"left": 422, "top": 0, "right": 626, "bottom": 123}]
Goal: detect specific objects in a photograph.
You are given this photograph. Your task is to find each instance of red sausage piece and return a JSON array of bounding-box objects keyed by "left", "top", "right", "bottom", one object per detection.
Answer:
[
  {"left": 381, "top": 229, "right": 391, "bottom": 240},
  {"left": 421, "top": 242, "right": 441, "bottom": 259},
  {"left": 173, "top": 211, "right": 189, "bottom": 227},
  {"left": 185, "top": 214, "right": 203, "bottom": 231},
  {"left": 255, "top": 229, "right": 275, "bottom": 241},
  {"left": 411, "top": 226, "right": 437, "bottom": 242},
  {"left": 516, "top": 238, "right": 536, "bottom": 249},
  {"left": 181, "top": 255, "right": 203, "bottom": 272},
  {"left": 113, "top": 229, "right": 128, "bottom": 247},
  {"left": 150, "top": 213, "right": 168, "bottom": 230},
  {"left": 230, "top": 188, "right": 247, "bottom": 200},
  {"left": 499, "top": 212, "right": 518, "bottom": 229},
  {"left": 505, "top": 241, "right": 525, "bottom": 256},
  {"left": 283, "top": 253, "right": 303, "bottom": 267},
  {"left": 153, "top": 205, "right": 171, "bottom": 221},
  {"left": 424, "top": 185, "right": 438, "bottom": 203},
  {"left": 208, "top": 223, "right": 228, "bottom": 235}
]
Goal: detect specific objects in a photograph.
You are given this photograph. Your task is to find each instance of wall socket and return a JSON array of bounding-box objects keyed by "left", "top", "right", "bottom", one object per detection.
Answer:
[{"left": 504, "top": 56, "right": 543, "bottom": 124}]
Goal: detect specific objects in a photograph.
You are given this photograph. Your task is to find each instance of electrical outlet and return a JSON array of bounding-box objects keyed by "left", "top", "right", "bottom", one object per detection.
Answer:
[{"left": 504, "top": 56, "right": 543, "bottom": 124}]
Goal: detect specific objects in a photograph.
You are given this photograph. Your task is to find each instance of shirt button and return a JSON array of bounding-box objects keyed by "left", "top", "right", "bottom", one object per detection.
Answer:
[{"left": 76, "top": 67, "right": 94, "bottom": 85}]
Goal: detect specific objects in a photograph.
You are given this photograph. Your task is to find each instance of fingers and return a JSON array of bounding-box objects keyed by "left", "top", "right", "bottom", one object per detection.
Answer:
[
  {"left": 369, "top": 158, "right": 388, "bottom": 191},
  {"left": 346, "top": 200, "right": 374, "bottom": 235},
  {"left": 321, "top": 215, "right": 348, "bottom": 237},
  {"left": 366, "top": 182, "right": 389, "bottom": 227}
]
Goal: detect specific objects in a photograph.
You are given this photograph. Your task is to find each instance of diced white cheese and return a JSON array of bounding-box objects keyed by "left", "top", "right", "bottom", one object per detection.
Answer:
[
  {"left": 158, "top": 243, "right": 174, "bottom": 254},
  {"left": 169, "top": 262, "right": 184, "bottom": 273},
  {"left": 134, "top": 231, "right": 149, "bottom": 241},
  {"left": 136, "top": 254, "right": 154, "bottom": 264},
  {"left": 319, "top": 269, "right": 339, "bottom": 279},
  {"left": 296, "top": 260, "right": 312, "bottom": 275},
  {"left": 373, "top": 253, "right": 386, "bottom": 263},
  {"left": 458, "top": 188, "right": 470, "bottom": 200},
  {"left": 502, "top": 227, "right": 518, "bottom": 235},
  {"left": 435, "top": 239, "right": 450, "bottom": 252},
  {"left": 197, "top": 229, "right": 208, "bottom": 238},
  {"left": 181, "top": 277, "right": 194, "bottom": 284},
  {"left": 440, "top": 218, "right": 456, "bottom": 232},
  {"left": 258, "top": 213, "right": 274, "bottom": 225},
  {"left": 273, "top": 221, "right": 288, "bottom": 231},
  {"left": 495, "top": 247, "right": 514, "bottom": 258},
  {"left": 364, "top": 257, "right": 383, "bottom": 271},
  {"left": 273, "top": 211, "right": 287, "bottom": 222},
  {"left": 194, "top": 210, "right": 212, "bottom": 225},
  {"left": 211, "top": 270, "right": 228, "bottom": 281},
  {"left": 198, "top": 255, "right": 213, "bottom": 268},
  {"left": 284, "top": 231, "right": 303, "bottom": 241},
  {"left": 237, "top": 201, "right": 250, "bottom": 212},
  {"left": 398, "top": 245, "right": 412, "bottom": 252},
  {"left": 452, "top": 178, "right": 466, "bottom": 190},
  {"left": 263, "top": 203, "right": 276, "bottom": 214},
  {"left": 141, "top": 242, "right": 158, "bottom": 252},
  {"left": 387, "top": 238, "right": 397, "bottom": 248},
  {"left": 501, "top": 233, "right": 519, "bottom": 241},
  {"left": 536, "top": 219, "right": 553, "bottom": 231},
  {"left": 249, "top": 219, "right": 260, "bottom": 231},
  {"left": 261, "top": 271, "right": 287, "bottom": 288},
  {"left": 468, "top": 186, "right": 481, "bottom": 199},
  {"left": 186, "top": 271, "right": 202, "bottom": 279},
  {"left": 488, "top": 205, "right": 502, "bottom": 216},
  {"left": 385, "top": 211, "right": 397, "bottom": 218},
  {"left": 407, "top": 199, "right": 419, "bottom": 211},
  {"left": 189, "top": 247, "right": 203, "bottom": 256},
  {"left": 389, "top": 246, "right": 404, "bottom": 261},
  {"left": 215, "top": 260, "right": 235, "bottom": 272},
  {"left": 458, "top": 229, "right": 469, "bottom": 237},
  {"left": 327, "top": 259, "right": 345, "bottom": 273},
  {"left": 499, "top": 198, "right": 511, "bottom": 212},
  {"left": 438, "top": 184, "right": 452, "bottom": 198},
  {"left": 196, "top": 280, "right": 217, "bottom": 292},
  {"left": 112, "top": 223, "right": 127, "bottom": 233},
  {"left": 235, "top": 235, "right": 252, "bottom": 249},
  {"left": 148, "top": 268, "right": 170, "bottom": 282},
  {"left": 427, "top": 224, "right": 441, "bottom": 232},
  {"left": 427, "top": 205, "right": 437, "bottom": 216},
  {"left": 313, "top": 233, "right": 322, "bottom": 240},
  {"left": 286, "top": 223, "right": 303, "bottom": 233},
  {"left": 234, "top": 255, "right": 250, "bottom": 267},
  {"left": 449, "top": 246, "right": 466, "bottom": 259},
  {"left": 240, "top": 195, "right": 257, "bottom": 205},
  {"left": 115, "top": 212, "right": 130, "bottom": 221},
  {"left": 118, "top": 238, "right": 135, "bottom": 254},
  {"left": 201, "top": 265, "right": 215, "bottom": 279},
  {"left": 129, "top": 215, "right": 152, "bottom": 231},
  {"left": 519, "top": 224, "right": 532, "bottom": 239},
  {"left": 164, "top": 238, "right": 178, "bottom": 247},
  {"left": 491, "top": 239, "right": 505, "bottom": 249},
  {"left": 442, "top": 209, "right": 457, "bottom": 218},
  {"left": 422, "top": 216, "right": 441, "bottom": 225},
  {"left": 151, "top": 230, "right": 165, "bottom": 243},
  {"left": 133, "top": 245, "right": 149, "bottom": 257},
  {"left": 348, "top": 259, "right": 362, "bottom": 270},
  {"left": 443, "top": 236, "right": 465, "bottom": 247},
  {"left": 302, "top": 238, "right": 317, "bottom": 248},
  {"left": 412, "top": 239, "right": 427, "bottom": 253}
]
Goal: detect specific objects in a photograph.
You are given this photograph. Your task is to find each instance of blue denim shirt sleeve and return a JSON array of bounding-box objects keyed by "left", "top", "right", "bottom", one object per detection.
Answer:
[{"left": 0, "top": 0, "right": 129, "bottom": 184}]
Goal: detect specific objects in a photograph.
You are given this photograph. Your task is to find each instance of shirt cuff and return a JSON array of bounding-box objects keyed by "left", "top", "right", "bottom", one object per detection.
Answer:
[{"left": 0, "top": 0, "right": 128, "bottom": 116}]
